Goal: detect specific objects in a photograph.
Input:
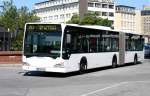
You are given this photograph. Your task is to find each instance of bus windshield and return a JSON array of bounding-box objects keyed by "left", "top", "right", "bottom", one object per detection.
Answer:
[{"left": 24, "top": 24, "right": 62, "bottom": 58}]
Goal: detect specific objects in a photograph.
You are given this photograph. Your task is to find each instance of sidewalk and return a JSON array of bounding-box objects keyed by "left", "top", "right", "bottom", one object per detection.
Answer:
[{"left": 0, "top": 63, "right": 22, "bottom": 67}]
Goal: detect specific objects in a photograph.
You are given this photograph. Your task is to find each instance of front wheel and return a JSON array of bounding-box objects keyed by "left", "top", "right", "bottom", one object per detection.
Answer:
[{"left": 79, "top": 63, "right": 87, "bottom": 74}]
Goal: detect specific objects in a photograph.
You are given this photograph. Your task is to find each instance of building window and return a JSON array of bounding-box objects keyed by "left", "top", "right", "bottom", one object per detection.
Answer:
[
  {"left": 109, "top": 5, "right": 114, "bottom": 9},
  {"left": 66, "top": 14, "right": 71, "bottom": 18},
  {"left": 49, "top": 16, "right": 51, "bottom": 20},
  {"left": 102, "top": 4, "right": 107, "bottom": 8},
  {"left": 109, "top": 12, "right": 114, "bottom": 17},
  {"left": 102, "top": 12, "right": 107, "bottom": 16},
  {"left": 95, "top": 3, "right": 101, "bottom": 8},
  {"left": 88, "top": 3, "right": 94, "bottom": 7},
  {"left": 54, "top": 15, "right": 58, "bottom": 19},
  {"left": 60, "top": 14, "right": 64, "bottom": 19},
  {"left": 98, "top": 11, "right": 102, "bottom": 16}
]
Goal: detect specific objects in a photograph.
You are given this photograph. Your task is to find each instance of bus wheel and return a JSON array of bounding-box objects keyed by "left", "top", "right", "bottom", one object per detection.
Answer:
[
  {"left": 79, "top": 58, "right": 87, "bottom": 74},
  {"left": 112, "top": 57, "right": 117, "bottom": 68},
  {"left": 134, "top": 55, "right": 138, "bottom": 64},
  {"left": 79, "top": 64, "right": 87, "bottom": 74}
]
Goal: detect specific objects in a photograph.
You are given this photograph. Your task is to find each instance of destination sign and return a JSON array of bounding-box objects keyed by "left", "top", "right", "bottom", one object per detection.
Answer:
[{"left": 27, "top": 24, "right": 61, "bottom": 32}]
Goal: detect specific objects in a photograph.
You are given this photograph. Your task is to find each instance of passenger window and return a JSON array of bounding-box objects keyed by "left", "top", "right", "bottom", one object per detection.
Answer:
[{"left": 89, "top": 37, "right": 97, "bottom": 52}]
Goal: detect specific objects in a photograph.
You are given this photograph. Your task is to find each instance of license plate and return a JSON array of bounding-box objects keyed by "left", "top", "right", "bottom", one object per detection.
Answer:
[{"left": 36, "top": 68, "right": 45, "bottom": 71}]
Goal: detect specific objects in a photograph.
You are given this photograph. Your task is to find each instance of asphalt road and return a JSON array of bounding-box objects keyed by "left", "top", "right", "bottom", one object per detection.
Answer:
[{"left": 0, "top": 60, "right": 150, "bottom": 96}]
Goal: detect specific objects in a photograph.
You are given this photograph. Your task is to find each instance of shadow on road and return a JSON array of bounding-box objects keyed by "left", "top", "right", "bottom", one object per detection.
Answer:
[{"left": 23, "top": 62, "right": 142, "bottom": 78}]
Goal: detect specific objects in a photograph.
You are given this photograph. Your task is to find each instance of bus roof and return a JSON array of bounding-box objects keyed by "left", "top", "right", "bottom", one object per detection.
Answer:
[
  {"left": 25, "top": 22, "right": 112, "bottom": 31},
  {"left": 25, "top": 23, "right": 142, "bottom": 35},
  {"left": 66, "top": 24, "right": 112, "bottom": 31}
]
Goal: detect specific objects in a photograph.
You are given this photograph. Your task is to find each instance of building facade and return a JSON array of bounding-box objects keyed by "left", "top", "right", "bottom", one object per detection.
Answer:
[
  {"left": 34, "top": 0, "right": 115, "bottom": 23},
  {"left": 143, "top": 5, "right": 150, "bottom": 10},
  {"left": 141, "top": 9, "right": 150, "bottom": 35},
  {"left": 114, "top": 5, "right": 136, "bottom": 33},
  {"left": 141, "top": 6, "right": 150, "bottom": 43},
  {"left": 135, "top": 10, "right": 142, "bottom": 34}
]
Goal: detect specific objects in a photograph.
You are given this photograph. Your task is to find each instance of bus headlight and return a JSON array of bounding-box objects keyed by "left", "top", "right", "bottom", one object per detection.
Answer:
[{"left": 54, "top": 62, "right": 64, "bottom": 68}]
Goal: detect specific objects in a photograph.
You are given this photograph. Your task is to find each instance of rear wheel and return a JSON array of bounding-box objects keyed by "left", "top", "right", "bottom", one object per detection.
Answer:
[
  {"left": 112, "top": 57, "right": 117, "bottom": 68},
  {"left": 134, "top": 55, "right": 138, "bottom": 64}
]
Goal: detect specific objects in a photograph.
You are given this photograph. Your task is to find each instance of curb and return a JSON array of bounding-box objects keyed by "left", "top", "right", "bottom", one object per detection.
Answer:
[{"left": 0, "top": 64, "right": 22, "bottom": 67}]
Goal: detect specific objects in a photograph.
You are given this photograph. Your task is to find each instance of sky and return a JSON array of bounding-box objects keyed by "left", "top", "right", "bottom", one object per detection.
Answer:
[
  {"left": 0, "top": 0, "right": 150, "bottom": 10},
  {"left": 0, "top": 0, "right": 43, "bottom": 10},
  {"left": 115, "top": 0, "right": 150, "bottom": 9}
]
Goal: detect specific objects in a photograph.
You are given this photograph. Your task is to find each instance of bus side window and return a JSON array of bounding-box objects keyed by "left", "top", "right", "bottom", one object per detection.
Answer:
[
  {"left": 103, "top": 37, "right": 111, "bottom": 52},
  {"left": 89, "top": 37, "right": 97, "bottom": 52},
  {"left": 82, "top": 38, "right": 88, "bottom": 52}
]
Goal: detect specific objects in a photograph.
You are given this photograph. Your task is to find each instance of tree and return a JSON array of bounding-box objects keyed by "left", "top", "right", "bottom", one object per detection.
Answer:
[
  {"left": 67, "top": 12, "right": 112, "bottom": 27},
  {"left": 0, "top": 0, "right": 39, "bottom": 51},
  {"left": 11, "top": 6, "right": 39, "bottom": 51},
  {"left": 0, "top": 1, "right": 18, "bottom": 32},
  {"left": 80, "top": 12, "right": 99, "bottom": 25},
  {"left": 100, "top": 18, "right": 112, "bottom": 27},
  {"left": 18, "top": 6, "right": 38, "bottom": 30},
  {"left": 67, "top": 14, "right": 80, "bottom": 24}
]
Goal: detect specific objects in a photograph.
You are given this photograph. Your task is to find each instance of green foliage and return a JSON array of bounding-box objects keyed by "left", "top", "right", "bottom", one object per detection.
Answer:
[
  {"left": 67, "top": 12, "right": 112, "bottom": 27},
  {"left": 80, "top": 12, "right": 98, "bottom": 25},
  {"left": 67, "top": 14, "right": 80, "bottom": 24},
  {"left": 18, "top": 6, "right": 39, "bottom": 30},
  {"left": 0, "top": 1, "right": 39, "bottom": 51},
  {"left": 11, "top": 32, "right": 24, "bottom": 51},
  {"left": 1, "top": 1, "right": 18, "bottom": 32}
]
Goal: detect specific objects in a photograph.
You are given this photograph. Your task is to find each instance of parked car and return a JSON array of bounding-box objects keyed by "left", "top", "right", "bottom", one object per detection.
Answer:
[{"left": 144, "top": 44, "right": 150, "bottom": 58}]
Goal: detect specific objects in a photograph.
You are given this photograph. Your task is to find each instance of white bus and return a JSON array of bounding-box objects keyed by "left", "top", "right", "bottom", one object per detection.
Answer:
[{"left": 22, "top": 23, "right": 144, "bottom": 73}]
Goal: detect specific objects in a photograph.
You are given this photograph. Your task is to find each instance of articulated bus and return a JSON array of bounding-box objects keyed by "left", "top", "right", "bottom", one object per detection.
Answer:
[{"left": 22, "top": 23, "right": 144, "bottom": 73}]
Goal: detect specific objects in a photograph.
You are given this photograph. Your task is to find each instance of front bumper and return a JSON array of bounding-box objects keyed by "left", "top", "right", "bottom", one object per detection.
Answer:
[{"left": 22, "top": 66, "right": 67, "bottom": 73}]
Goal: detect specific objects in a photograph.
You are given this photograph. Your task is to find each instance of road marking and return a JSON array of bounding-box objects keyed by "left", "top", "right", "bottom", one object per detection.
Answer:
[
  {"left": 80, "top": 80, "right": 150, "bottom": 96},
  {"left": 80, "top": 82, "right": 128, "bottom": 96}
]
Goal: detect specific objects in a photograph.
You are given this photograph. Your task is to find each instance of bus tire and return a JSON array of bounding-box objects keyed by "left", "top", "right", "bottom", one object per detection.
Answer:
[
  {"left": 79, "top": 57, "right": 87, "bottom": 74},
  {"left": 112, "top": 56, "right": 117, "bottom": 68},
  {"left": 134, "top": 54, "right": 138, "bottom": 64}
]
